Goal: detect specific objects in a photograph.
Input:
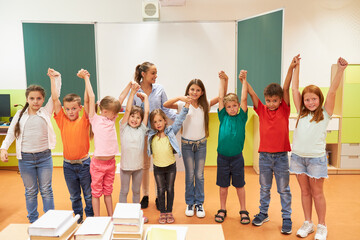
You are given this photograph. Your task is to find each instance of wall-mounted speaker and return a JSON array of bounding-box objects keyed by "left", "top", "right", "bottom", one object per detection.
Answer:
[{"left": 142, "top": 0, "right": 160, "bottom": 21}]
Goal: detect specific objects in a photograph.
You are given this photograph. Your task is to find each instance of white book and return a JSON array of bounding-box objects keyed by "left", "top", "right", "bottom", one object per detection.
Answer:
[
  {"left": 28, "top": 210, "right": 75, "bottom": 237},
  {"left": 75, "top": 217, "right": 112, "bottom": 240},
  {"left": 112, "top": 203, "right": 141, "bottom": 224},
  {"left": 112, "top": 218, "right": 144, "bottom": 239}
]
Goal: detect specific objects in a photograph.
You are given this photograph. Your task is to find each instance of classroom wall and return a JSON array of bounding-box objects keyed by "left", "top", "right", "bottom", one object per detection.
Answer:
[{"left": 0, "top": 0, "right": 359, "bottom": 90}]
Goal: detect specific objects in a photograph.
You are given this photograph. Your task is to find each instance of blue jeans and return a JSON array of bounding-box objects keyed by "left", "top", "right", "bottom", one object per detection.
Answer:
[
  {"left": 259, "top": 152, "right": 292, "bottom": 219},
  {"left": 181, "top": 138, "right": 207, "bottom": 205},
  {"left": 63, "top": 157, "right": 93, "bottom": 218},
  {"left": 19, "top": 149, "right": 54, "bottom": 223}
]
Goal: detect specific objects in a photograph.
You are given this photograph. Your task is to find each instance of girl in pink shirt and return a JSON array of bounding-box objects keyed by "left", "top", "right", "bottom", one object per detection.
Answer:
[{"left": 78, "top": 69, "right": 132, "bottom": 216}]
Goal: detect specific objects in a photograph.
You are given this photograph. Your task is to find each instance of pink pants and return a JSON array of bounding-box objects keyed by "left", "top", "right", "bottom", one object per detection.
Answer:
[{"left": 90, "top": 157, "right": 116, "bottom": 198}]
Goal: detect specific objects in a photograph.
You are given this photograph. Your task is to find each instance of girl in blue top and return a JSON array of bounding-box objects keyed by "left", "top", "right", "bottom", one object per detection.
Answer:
[
  {"left": 133, "top": 62, "right": 177, "bottom": 209},
  {"left": 291, "top": 56, "right": 348, "bottom": 240}
]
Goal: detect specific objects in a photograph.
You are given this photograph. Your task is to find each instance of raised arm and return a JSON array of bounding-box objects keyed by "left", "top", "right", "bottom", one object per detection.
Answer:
[
  {"left": 78, "top": 69, "right": 95, "bottom": 118},
  {"left": 138, "top": 92, "right": 150, "bottom": 125},
  {"left": 218, "top": 72, "right": 227, "bottom": 111},
  {"left": 283, "top": 54, "right": 300, "bottom": 105},
  {"left": 118, "top": 81, "right": 133, "bottom": 106},
  {"left": 121, "top": 83, "right": 140, "bottom": 125},
  {"left": 47, "top": 68, "right": 62, "bottom": 114},
  {"left": 324, "top": 57, "right": 348, "bottom": 115},
  {"left": 239, "top": 70, "right": 248, "bottom": 112},
  {"left": 240, "top": 70, "right": 259, "bottom": 109},
  {"left": 291, "top": 56, "right": 302, "bottom": 113},
  {"left": 210, "top": 71, "right": 229, "bottom": 107},
  {"left": 164, "top": 96, "right": 192, "bottom": 110}
]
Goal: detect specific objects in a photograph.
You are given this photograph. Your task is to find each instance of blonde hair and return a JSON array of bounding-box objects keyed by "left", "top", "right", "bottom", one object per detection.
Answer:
[
  {"left": 99, "top": 96, "right": 121, "bottom": 113},
  {"left": 296, "top": 85, "right": 324, "bottom": 128},
  {"left": 223, "top": 93, "right": 239, "bottom": 106}
]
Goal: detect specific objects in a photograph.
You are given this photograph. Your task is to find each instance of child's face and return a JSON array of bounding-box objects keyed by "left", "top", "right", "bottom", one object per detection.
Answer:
[
  {"left": 101, "top": 109, "right": 118, "bottom": 121},
  {"left": 152, "top": 114, "right": 166, "bottom": 132},
  {"left": 303, "top": 92, "right": 320, "bottom": 111},
  {"left": 265, "top": 95, "right": 282, "bottom": 111},
  {"left": 142, "top": 65, "right": 157, "bottom": 84},
  {"left": 188, "top": 84, "right": 203, "bottom": 101},
  {"left": 26, "top": 91, "right": 45, "bottom": 113},
  {"left": 129, "top": 112, "right": 142, "bottom": 128},
  {"left": 225, "top": 101, "right": 240, "bottom": 116},
  {"left": 64, "top": 101, "right": 82, "bottom": 121}
]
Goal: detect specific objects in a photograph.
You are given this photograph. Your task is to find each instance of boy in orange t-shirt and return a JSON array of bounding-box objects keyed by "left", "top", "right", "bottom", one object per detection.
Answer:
[{"left": 51, "top": 70, "right": 93, "bottom": 223}]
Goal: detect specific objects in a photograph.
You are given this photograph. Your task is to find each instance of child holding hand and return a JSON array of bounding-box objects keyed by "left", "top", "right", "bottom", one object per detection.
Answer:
[
  {"left": 119, "top": 83, "right": 149, "bottom": 204},
  {"left": 214, "top": 71, "right": 249, "bottom": 224},
  {"left": 78, "top": 69, "right": 132, "bottom": 216},
  {"left": 291, "top": 57, "right": 348, "bottom": 240},
  {"left": 147, "top": 102, "right": 190, "bottom": 224}
]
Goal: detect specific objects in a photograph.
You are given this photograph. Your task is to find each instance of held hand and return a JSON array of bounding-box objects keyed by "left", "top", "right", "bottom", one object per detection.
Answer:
[
  {"left": 136, "top": 92, "right": 147, "bottom": 102},
  {"left": 47, "top": 68, "right": 60, "bottom": 78},
  {"left": 218, "top": 71, "right": 228, "bottom": 81},
  {"left": 337, "top": 57, "right": 348, "bottom": 71},
  {"left": 290, "top": 54, "right": 301, "bottom": 68},
  {"left": 77, "top": 69, "right": 89, "bottom": 79},
  {"left": 0, "top": 149, "right": 8, "bottom": 162},
  {"left": 238, "top": 70, "right": 247, "bottom": 83},
  {"left": 131, "top": 82, "right": 140, "bottom": 92}
]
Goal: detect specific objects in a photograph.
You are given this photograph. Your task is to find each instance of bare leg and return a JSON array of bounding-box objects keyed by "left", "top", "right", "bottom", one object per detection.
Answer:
[
  {"left": 215, "top": 187, "right": 228, "bottom": 221},
  {"left": 297, "top": 174, "right": 313, "bottom": 222},
  {"left": 236, "top": 186, "right": 246, "bottom": 211},
  {"left": 104, "top": 195, "right": 113, "bottom": 216},
  {"left": 309, "top": 178, "right": 326, "bottom": 225},
  {"left": 92, "top": 197, "right": 100, "bottom": 216}
]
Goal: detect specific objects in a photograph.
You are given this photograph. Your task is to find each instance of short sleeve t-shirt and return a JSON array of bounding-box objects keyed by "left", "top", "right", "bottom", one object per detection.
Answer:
[
  {"left": 254, "top": 100, "right": 291, "bottom": 153},
  {"left": 151, "top": 135, "right": 176, "bottom": 167},
  {"left": 119, "top": 121, "right": 147, "bottom": 171},
  {"left": 54, "top": 109, "right": 90, "bottom": 160},
  {"left": 292, "top": 108, "right": 330, "bottom": 158},
  {"left": 217, "top": 107, "right": 248, "bottom": 157},
  {"left": 177, "top": 101, "right": 206, "bottom": 140},
  {"left": 89, "top": 114, "right": 119, "bottom": 157}
]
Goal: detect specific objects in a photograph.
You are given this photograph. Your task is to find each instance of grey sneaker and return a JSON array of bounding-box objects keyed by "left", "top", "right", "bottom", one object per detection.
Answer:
[
  {"left": 185, "top": 205, "right": 194, "bottom": 217},
  {"left": 315, "top": 224, "right": 327, "bottom": 240},
  {"left": 252, "top": 212, "right": 269, "bottom": 226},
  {"left": 296, "top": 221, "right": 314, "bottom": 238},
  {"left": 281, "top": 218, "right": 292, "bottom": 234}
]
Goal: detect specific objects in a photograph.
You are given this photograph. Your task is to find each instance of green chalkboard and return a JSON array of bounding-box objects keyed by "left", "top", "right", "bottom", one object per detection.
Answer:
[
  {"left": 237, "top": 10, "right": 283, "bottom": 105},
  {"left": 22, "top": 23, "right": 98, "bottom": 104}
]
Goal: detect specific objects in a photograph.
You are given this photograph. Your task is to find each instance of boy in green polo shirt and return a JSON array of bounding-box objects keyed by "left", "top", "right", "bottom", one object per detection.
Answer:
[{"left": 214, "top": 70, "right": 250, "bottom": 225}]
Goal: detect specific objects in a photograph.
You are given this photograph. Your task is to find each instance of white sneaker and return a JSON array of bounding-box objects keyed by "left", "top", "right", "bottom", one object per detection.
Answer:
[
  {"left": 315, "top": 224, "right": 327, "bottom": 240},
  {"left": 185, "top": 205, "right": 194, "bottom": 217},
  {"left": 195, "top": 204, "right": 205, "bottom": 218},
  {"left": 296, "top": 221, "right": 314, "bottom": 238}
]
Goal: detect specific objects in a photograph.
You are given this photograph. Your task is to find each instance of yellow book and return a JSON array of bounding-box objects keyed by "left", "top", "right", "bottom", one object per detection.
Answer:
[{"left": 148, "top": 228, "right": 177, "bottom": 240}]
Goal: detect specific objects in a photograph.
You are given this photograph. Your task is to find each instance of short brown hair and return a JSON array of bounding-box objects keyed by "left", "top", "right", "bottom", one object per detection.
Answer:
[
  {"left": 264, "top": 83, "right": 283, "bottom": 98},
  {"left": 63, "top": 93, "right": 81, "bottom": 106},
  {"left": 130, "top": 105, "right": 144, "bottom": 121},
  {"left": 223, "top": 93, "right": 239, "bottom": 106}
]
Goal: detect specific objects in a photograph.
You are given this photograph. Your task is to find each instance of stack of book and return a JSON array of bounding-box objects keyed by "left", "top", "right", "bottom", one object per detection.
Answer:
[
  {"left": 74, "top": 217, "right": 113, "bottom": 240},
  {"left": 111, "top": 203, "right": 144, "bottom": 240},
  {"left": 28, "top": 210, "right": 79, "bottom": 240}
]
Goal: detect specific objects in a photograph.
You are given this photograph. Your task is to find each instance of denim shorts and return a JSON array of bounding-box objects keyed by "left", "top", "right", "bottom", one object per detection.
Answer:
[
  {"left": 290, "top": 153, "right": 328, "bottom": 179},
  {"left": 216, "top": 153, "right": 245, "bottom": 188}
]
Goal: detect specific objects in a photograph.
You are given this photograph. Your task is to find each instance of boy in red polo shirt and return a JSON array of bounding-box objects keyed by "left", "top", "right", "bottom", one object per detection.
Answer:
[{"left": 243, "top": 55, "right": 300, "bottom": 235}]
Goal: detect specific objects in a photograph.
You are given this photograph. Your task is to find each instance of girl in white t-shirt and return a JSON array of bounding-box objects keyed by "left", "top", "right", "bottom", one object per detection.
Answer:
[
  {"left": 163, "top": 72, "right": 228, "bottom": 218},
  {"left": 290, "top": 56, "right": 348, "bottom": 240}
]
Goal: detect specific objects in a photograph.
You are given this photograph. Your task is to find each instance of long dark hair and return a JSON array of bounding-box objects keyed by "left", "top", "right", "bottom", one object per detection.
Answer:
[
  {"left": 185, "top": 79, "right": 210, "bottom": 137},
  {"left": 14, "top": 85, "right": 45, "bottom": 138},
  {"left": 134, "top": 62, "right": 154, "bottom": 84}
]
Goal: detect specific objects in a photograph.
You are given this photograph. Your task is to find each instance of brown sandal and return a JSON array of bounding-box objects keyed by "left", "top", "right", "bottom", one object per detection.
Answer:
[
  {"left": 159, "top": 213, "right": 167, "bottom": 224},
  {"left": 166, "top": 212, "right": 175, "bottom": 224}
]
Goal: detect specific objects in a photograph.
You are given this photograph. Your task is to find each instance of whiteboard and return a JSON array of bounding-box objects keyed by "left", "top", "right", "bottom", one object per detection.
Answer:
[{"left": 96, "top": 22, "right": 236, "bottom": 106}]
